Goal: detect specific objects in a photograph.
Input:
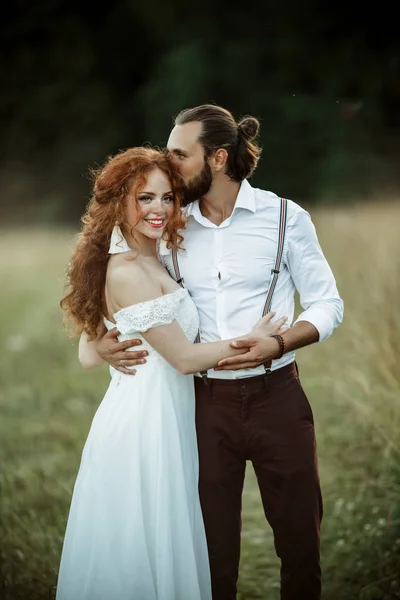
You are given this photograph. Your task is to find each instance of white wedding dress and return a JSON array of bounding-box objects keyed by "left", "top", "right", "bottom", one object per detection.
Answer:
[{"left": 56, "top": 287, "right": 212, "bottom": 600}]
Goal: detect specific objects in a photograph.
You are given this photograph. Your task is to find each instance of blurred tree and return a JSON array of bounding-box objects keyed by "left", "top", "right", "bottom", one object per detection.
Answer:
[{"left": 0, "top": 0, "right": 399, "bottom": 223}]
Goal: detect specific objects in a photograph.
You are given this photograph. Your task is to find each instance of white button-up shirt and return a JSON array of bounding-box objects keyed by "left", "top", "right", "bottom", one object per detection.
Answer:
[{"left": 161, "top": 179, "right": 344, "bottom": 379}]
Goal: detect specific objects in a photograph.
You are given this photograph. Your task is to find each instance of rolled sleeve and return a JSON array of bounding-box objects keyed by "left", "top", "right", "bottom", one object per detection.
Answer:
[{"left": 286, "top": 205, "right": 344, "bottom": 342}]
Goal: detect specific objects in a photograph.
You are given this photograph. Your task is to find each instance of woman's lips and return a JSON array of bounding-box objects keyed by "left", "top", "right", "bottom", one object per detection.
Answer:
[{"left": 145, "top": 219, "right": 164, "bottom": 229}]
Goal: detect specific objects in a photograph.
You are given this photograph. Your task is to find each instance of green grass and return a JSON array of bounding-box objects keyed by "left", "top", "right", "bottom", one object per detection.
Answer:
[{"left": 1, "top": 207, "right": 400, "bottom": 600}]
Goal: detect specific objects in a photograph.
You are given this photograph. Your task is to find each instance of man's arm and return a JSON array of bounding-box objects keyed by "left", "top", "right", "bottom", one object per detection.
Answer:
[
  {"left": 286, "top": 206, "right": 344, "bottom": 340},
  {"left": 216, "top": 205, "right": 344, "bottom": 370}
]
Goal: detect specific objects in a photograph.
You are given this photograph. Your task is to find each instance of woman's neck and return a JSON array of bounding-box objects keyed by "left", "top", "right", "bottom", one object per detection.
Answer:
[{"left": 122, "top": 227, "right": 158, "bottom": 258}]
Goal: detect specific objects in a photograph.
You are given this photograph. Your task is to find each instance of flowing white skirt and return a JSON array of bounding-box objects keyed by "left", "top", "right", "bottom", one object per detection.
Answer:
[{"left": 56, "top": 357, "right": 211, "bottom": 600}]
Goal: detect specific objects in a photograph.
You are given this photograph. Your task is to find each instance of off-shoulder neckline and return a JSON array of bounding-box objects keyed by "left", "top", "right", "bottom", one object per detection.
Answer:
[{"left": 104, "top": 287, "right": 188, "bottom": 326}]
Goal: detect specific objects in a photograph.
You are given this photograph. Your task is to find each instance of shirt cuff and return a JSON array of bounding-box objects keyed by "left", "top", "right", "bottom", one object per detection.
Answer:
[{"left": 293, "top": 306, "right": 336, "bottom": 342}]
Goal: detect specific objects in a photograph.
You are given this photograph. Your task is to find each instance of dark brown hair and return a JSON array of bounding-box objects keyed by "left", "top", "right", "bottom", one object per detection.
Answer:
[
  {"left": 60, "top": 147, "right": 185, "bottom": 340},
  {"left": 174, "top": 104, "right": 262, "bottom": 181}
]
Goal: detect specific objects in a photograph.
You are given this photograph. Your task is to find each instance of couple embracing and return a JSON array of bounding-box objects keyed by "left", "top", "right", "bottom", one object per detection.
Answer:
[{"left": 56, "top": 104, "right": 343, "bottom": 600}]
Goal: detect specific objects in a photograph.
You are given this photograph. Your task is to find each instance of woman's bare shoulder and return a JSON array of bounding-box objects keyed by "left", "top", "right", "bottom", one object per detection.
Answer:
[
  {"left": 106, "top": 254, "right": 163, "bottom": 307},
  {"left": 107, "top": 252, "right": 143, "bottom": 281}
]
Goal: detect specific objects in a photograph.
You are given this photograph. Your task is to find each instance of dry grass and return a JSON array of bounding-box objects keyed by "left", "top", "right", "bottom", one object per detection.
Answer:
[{"left": 0, "top": 203, "right": 399, "bottom": 600}]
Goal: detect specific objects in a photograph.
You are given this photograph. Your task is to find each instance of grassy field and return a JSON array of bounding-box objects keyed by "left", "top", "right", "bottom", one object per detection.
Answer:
[{"left": 1, "top": 202, "right": 400, "bottom": 600}]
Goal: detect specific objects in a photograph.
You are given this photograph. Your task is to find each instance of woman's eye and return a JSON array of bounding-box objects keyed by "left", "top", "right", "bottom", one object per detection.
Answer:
[
  {"left": 163, "top": 196, "right": 174, "bottom": 203},
  {"left": 139, "top": 196, "right": 152, "bottom": 203}
]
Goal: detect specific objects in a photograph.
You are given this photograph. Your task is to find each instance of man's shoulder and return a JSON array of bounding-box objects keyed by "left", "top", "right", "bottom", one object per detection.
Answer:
[
  {"left": 252, "top": 186, "right": 280, "bottom": 206},
  {"left": 252, "top": 186, "right": 307, "bottom": 218}
]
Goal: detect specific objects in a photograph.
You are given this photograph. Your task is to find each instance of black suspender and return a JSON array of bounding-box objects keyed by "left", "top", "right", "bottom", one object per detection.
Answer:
[{"left": 170, "top": 198, "right": 288, "bottom": 377}]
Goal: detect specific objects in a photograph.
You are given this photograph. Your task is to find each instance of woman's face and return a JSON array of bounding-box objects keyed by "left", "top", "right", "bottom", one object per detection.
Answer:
[{"left": 125, "top": 168, "right": 175, "bottom": 240}]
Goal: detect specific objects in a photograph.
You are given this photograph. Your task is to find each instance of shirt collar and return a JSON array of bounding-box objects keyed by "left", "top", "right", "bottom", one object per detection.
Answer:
[
  {"left": 185, "top": 179, "right": 256, "bottom": 222},
  {"left": 233, "top": 179, "right": 256, "bottom": 213}
]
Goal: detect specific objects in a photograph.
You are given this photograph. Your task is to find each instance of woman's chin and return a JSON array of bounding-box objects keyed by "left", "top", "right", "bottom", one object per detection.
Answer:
[{"left": 144, "top": 227, "right": 166, "bottom": 240}]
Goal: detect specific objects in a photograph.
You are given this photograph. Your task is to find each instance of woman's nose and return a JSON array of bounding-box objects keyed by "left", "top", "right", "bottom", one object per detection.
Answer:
[{"left": 152, "top": 199, "right": 165, "bottom": 214}]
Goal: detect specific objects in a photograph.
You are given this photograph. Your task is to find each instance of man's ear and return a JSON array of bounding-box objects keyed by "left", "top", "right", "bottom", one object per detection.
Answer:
[{"left": 210, "top": 148, "right": 228, "bottom": 172}]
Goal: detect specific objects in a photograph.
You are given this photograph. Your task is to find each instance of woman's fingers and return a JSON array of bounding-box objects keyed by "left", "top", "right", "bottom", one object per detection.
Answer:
[
  {"left": 274, "top": 316, "right": 288, "bottom": 328},
  {"left": 258, "top": 311, "right": 276, "bottom": 325}
]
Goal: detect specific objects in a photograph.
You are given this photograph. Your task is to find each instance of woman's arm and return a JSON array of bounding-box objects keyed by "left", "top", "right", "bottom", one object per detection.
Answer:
[
  {"left": 142, "top": 316, "right": 283, "bottom": 375},
  {"left": 78, "top": 324, "right": 107, "bottom": 369}
]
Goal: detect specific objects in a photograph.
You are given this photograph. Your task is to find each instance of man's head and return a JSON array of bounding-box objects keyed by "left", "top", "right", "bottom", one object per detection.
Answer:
[{"left": 167, "top": 105, "right": 262, "bottom": 205}]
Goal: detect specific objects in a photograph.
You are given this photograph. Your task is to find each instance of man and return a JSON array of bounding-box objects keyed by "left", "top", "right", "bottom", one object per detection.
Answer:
[{"left": 93, "top": 105, "right": 344, "bottom": 599}]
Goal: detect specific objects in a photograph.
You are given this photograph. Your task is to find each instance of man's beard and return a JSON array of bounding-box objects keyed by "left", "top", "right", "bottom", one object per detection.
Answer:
[{"left": 181, "top": 160, "right": 213, "bottom": 207}]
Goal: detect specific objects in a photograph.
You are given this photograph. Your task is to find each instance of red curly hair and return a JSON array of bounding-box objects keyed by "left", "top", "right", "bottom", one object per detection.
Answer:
[{"left": 61, "top": 147, "right": 186, "bottom": 339}]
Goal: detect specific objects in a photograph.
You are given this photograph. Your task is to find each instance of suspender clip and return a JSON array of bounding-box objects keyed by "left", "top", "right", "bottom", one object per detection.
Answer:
[
  {"left": 271, "top": 269, "right": 280, "bottom": 274},
  {"left": 264, "top": 364, "right": 272, "bottom": 376},
  {"left": 200, "top": 371, "right": 209, "bottom": 386}
]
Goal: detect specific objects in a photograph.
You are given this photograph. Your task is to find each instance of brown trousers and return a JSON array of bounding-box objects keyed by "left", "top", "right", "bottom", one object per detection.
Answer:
[{"left": 194, "top": 362, "right": 323, "bottom": 600}]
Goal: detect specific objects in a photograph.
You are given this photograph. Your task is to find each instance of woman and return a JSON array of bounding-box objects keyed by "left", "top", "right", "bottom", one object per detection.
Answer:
[{"left": 57, "top": 147, "right": 286, "bottom": 600}]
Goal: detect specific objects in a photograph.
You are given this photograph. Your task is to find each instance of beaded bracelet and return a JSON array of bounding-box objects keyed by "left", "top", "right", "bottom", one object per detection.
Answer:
[{"left": 271, "top": 334, "right": 285, "bottom": 359}]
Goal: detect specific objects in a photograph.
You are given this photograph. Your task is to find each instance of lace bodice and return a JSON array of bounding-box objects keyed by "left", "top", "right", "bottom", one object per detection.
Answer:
[{"left": 104, "top": 288, "right": 199, "bottom": 358}]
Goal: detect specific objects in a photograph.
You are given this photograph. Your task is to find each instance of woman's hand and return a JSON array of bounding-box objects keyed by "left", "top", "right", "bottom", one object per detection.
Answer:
[
  {"left": 214, "top": 312, "right": 288, "bottom": 371},
  {"left": 251, "top": 311, "right": 288, "bottom": 338}
]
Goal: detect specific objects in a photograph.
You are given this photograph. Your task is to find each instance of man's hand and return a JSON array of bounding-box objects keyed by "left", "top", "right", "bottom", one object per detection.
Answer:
[
  {"left": 214, "top": 336, "right": 280, "bottom": 371},
  {"left": 96, "top": 328, "right": 148, "bottom": 375}
]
